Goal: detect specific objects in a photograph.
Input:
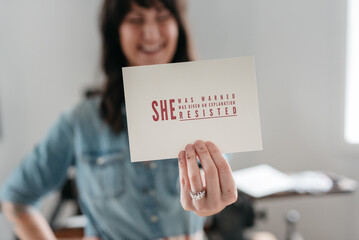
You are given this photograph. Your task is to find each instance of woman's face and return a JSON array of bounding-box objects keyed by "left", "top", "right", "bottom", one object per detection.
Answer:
[{"left": 119, "top": 1, "right": 179, "bottom": 66}]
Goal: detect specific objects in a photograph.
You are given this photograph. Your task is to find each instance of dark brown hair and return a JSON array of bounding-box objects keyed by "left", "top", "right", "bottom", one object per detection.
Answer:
[{"left": 100, "top": 0, "right": 190, "bottom": 133}]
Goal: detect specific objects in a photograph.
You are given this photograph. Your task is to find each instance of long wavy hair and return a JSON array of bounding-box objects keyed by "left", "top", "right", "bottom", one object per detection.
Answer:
[{"left": 99, "top": 0, "right": 191, "bottom": 133}]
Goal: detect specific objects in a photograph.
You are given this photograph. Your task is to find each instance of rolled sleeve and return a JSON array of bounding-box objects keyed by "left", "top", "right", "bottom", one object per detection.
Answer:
[{"left": 0, "top": 113, "right": 75, "bottom": 206}]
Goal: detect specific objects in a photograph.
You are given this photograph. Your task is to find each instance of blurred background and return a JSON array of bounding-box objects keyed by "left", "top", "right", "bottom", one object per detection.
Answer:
[{"left": 0, "top": 0, "right": 358, "bottom": 239}]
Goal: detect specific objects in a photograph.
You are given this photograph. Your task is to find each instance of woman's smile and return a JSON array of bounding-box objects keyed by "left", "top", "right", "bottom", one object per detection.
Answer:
[
  {"left": 138, "top": 43, "right": 166, "bottom": 54},
  {"left": 119, "top": 2, "right": 179, "bottom": 66}
]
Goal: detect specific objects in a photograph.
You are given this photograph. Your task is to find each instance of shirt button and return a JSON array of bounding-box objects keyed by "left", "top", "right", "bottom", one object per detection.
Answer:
[
  {"left": 150, "top": 215, "right": 159, "bottom": 223},
  {"left": 149, "top": 189, "right": 156, "bottom": 196},
  {"left": 97, "top": 157, "right": 105, "bottom": 165},
  {"left": 150, "top": 162, "right": 157, "bottom": 169}
]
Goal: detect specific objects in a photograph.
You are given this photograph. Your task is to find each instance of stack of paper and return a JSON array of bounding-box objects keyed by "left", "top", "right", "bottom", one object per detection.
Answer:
[
  {"left": 233, "top": 164, "right": 339, "bottom": 198},
  {"left": 233, "top": 164, "right": 293, "bottom": 198}
]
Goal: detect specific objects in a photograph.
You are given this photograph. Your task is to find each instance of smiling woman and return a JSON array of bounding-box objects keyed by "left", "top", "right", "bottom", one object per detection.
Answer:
[
  {"left": 0, "top": 0, "right": 237, "bottom": 239},
  {"left": 119, "top": 1, "right": 179, "bottom": 66},
  {"left": 100, "top": 0, "right": 190, "bottom": 133}
]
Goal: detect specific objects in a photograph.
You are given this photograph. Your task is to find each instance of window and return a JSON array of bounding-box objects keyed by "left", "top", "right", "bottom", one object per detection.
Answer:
[{"left": 345, "top": 0, "right": 359, "bottom": 144}]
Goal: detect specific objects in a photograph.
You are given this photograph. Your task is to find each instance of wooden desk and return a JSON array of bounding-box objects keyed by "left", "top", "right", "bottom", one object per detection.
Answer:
[{"left": 54, "top": 227, "right": 84, "bottom": 240}]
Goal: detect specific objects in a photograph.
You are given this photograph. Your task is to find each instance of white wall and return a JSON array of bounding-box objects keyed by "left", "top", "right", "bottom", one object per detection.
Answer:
[
  {"left": 0, "top": 1, "right": 102, "bottom": 239},
  {"left": 188, "top": 0, "right": 358, "bottom": 239},
  {"left": 0, "top": 0, "right": 357, "bottom": 239}
]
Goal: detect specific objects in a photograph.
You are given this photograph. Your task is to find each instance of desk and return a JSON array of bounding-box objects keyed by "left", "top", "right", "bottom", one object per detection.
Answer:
[
  {"left": 52, "top": 171, "right": 357, "bottom": 240},
  {"left": 54, "top": 227, "right": 83, "bottom": 240},
  {"left": 205, "top": 170, "right": 357, "bottom": 240}
]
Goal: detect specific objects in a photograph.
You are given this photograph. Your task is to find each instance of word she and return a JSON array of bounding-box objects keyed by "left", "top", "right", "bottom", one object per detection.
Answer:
[{"left": 151, "top": 94, "right": 237, "bottom": 122}]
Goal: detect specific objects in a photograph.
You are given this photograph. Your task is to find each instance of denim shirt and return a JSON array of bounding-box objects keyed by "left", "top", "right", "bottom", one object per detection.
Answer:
[{"left": 0, "top": 97, "right": 204, "bottom": 239}]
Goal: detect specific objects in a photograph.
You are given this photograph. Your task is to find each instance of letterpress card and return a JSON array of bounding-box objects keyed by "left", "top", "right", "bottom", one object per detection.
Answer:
[{"left": 122, "top": 57, "right": 262, "bottom": 162}]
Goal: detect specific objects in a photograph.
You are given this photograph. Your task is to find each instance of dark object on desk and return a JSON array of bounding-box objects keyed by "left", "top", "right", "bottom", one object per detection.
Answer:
[{"left": 205, "top": 190, "right": 255, "bottom": 240}]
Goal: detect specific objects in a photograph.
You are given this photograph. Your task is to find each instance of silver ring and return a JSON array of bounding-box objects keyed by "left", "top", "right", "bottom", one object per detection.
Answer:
[{"left": 190, "top": 189, "right": 206, "bottom": 200}]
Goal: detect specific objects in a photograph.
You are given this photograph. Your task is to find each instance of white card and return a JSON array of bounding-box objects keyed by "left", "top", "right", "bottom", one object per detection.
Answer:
[{"left": 122, "top": 57, "right": 262, "bottom": 162}]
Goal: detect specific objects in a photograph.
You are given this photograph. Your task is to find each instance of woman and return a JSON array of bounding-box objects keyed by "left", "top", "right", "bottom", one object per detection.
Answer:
[{"left": 0, "top": 0, "right": 237, "bottom": 239}]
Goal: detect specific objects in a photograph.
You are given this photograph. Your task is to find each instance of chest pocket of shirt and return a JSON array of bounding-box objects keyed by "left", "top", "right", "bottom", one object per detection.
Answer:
[{"left": 78, "top": 152, "right": 126, "bottom": 199}]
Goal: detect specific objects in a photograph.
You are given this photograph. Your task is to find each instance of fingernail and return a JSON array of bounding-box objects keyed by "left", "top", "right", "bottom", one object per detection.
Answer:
[
  {"left": 194, "top": 140, "right": 202, "bottom": 147},
  {"left": 178, "top": 151, "right": 184, "bottom": 161},
  {"left": 185, "top": 144, "right": 193, "bottom": 151}
]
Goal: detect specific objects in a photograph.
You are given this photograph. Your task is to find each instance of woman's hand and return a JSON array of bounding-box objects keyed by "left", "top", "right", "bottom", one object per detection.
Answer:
[{"left": 178, "top": 140, "right": 238, "bottom": 217}]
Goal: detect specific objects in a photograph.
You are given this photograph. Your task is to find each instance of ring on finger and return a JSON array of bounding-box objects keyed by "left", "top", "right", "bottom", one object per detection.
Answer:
[{"left": 189, "top": 189, "right": 206, "bottom": 200}]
